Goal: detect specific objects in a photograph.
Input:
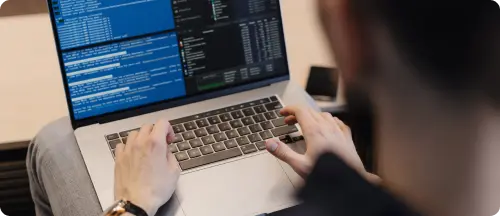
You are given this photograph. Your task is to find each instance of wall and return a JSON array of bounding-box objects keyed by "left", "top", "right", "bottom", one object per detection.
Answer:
[
  {"left": 0, "top": 0, "right": 334, "bottom": 142},
  {"left": 280, "top": 0, "right": 335, "bottom": 86}
]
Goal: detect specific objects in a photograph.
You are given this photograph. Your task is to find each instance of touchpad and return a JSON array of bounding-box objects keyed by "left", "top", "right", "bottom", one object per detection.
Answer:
[{"left": 175, "top": 153, "right": 297, "bottom": 216}]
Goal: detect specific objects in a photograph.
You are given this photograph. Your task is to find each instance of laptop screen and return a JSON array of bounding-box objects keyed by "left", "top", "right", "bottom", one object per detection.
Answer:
[{"left": 49, "top": 0, "right": 289, "bottom": 120}]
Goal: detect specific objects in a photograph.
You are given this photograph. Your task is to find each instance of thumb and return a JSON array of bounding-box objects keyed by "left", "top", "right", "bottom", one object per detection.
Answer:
[
  {"left": 266, "top": 139, "right": 310, "bottom": 178},
  {"left": 167, "top": 151, "right": 181, "bottom": 173}
]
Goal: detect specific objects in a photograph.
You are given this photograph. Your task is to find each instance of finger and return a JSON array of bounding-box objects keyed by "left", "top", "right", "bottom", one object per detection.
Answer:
[
  {"left": 115, "top": 143, "right": 125, "bottom": 160},
  {"left": 279, "top": 108, "right": 292, "bottom": 117},
  {"left": 284, "top": 115, "right": 297, "bottom": 125},
  {"left": 266, "top": 139, "right": 310, "bottom": 177},
  {"left": 167, "top": 151, "right": 181, "bottom": 172},
  {"left": 334, "top": 117, "right": 351, "bottom": 136},
  {"left": 280, "top": 106, "right": 317, "bottom": 129},
  {"left": 125, "top": 131, "right": 139, "bottom": 154},
  {"left": 151, "top": 119, "right": 174, "bottom": 149},
  {"left": 137, "top": 124, "right": 154, "bottom": 141},
  {"left": 308, "top": 107, "right": 326, "bottom": 123},
  {"left": 321, "top": 112, "right": 337, "bottom": 128}
]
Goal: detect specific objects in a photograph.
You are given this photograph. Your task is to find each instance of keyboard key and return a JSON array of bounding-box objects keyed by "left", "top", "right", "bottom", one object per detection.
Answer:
[
  {"left": 194, "top": 128, "right": 208, "bottom": 137},
  {"left": 231, "top": 110, "right": 244, "bottom": 119},
  {"left": 208, "top": 116, "right": 221, "bottom": 125},
  {"left": 206, "top": 125, "right": 220, "bottom": 134},
  {"left": 177, "top": 142, "right": 191, "bottom": 151},
  {"left": 179, "top": 148, "right": 242, "bottom": 170},
  {"left": 184, "top": 122, "right": 197, "bottom": 131},
  {"left": 279, "top": 135, "right": 293, "bottom": 144},
  {"left": 230, "top": 120, "right": 243, "bottom": 128},
  {"left": 241, "top": 117, "right": 255, "bottom": 125},
  {"left": 122, "top": 137, "right": 128, "bottom": 144},
  {"left": 264, "top": 111, "right": 277, "bottom": 120},
  {"left": 175, "top": 152, "right": 189, "bottom": 161},
  {"left": 236, "top": 136, "right": 250, "bottom": 146},
  {"left": 202, "top": 109, "right": 223, "bottom": 118},
  {"left": 172, "top": 125, "right": 185, "bottom": 133},
  {"left": 258, "top": 98, "right": 271, "bottom": 104},
  {"left": 219, "top": 113, "right": 232, "bottom": 122},
  {"left": 225, "top": 130, "right": 239, "bottom": 139},
  {"left": 249, "top": 124, "right": 263, "bottom": 133},
  {"left": 195, "top": 119, "right": 209, "bottom": 128},
  {"left": 214, "top": 133, "right": 227, "bottom": 142},
  {"left": 224, "top": 139, "right": 238, "bottom": 149},
  {"left": 188, "top": 148, "right": 202, "bottom": 158},
  {"left": 237, "top": 127, "right": 251, "bottom": 136},
  {"left": 108, "top": 139, "right": 122, "bottom": 149},
  {"left": 264, "top": 101, "right": 283, "bottom": 111},
  {"left": 119, "top": 129, "right": 138, "bottom": 138},
  {"left": 255, "top": 141, "right": 267, "bottom": 150},
  {"left": 169, "top": 145, "right": 179, "bottom": 153},
  {"left": 106, "top": 134, "right": 119, "bottom": 140},
  {"left": 189, "top": 139, "right": 203, "bottom": 148},
  {"left": 252, "top": 114, "right": 266, "bottom": 123},
  {"left": 182, "top": 131, "right": 196, "bottom": 140},
  {"left": 200, "top": 146, "right": 214, "bottom": 155},
  {"left": 201, "top": 136, "right": 216, "bottom": 145},
  {"left": 241, "top": 144, "right": 258, "bottom": 154},
  {"left": 242, "top": 108, "right": 255, "bottom": 116},
  {"left": 270, "top": 96, "right": 278, "bottom": 101},
  {"left": 212, "top": 143, "right": 226, "bottom": 152},
  {"left": 112, "top": 150, "right": 116, "bottom": 157},
  {"left": 248, "top": 133, "right": 262, "bottom": 143},
  {"left": 276, "top": 110, "right": 282, "bottom": 117},
  {"left": 292, "top": 135, "right": 305, "bottom": 142},
  {"left": 260, "top": 131, "right": 273, "bottom": 140},
  {"left": 272, "top": 118, "right": 286, "bottom": 127},
  {"left": 253, "top": 105, "right": 266, "bottom": 113},
  {"left": 261, "top": 121, "right": 274, "bottom": 130},
  {"left": 217, "top": 122, "right": 231, "bottom": 131},
  {"left": 173, "top": 134, "right": 184, "bottom": 143},
  {"left": 271, "top": 126, "right": 299, "bottom": 137}
]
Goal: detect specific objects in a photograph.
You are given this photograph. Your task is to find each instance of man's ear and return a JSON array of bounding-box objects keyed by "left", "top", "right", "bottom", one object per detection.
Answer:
[{"left": 317, "top": 0, "right": 371, "bottom": 86}]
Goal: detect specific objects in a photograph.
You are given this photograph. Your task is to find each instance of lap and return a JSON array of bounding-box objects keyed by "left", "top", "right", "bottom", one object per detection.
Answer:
[{"left": 27, "top": 117, "right": 101, "bottom": 216}]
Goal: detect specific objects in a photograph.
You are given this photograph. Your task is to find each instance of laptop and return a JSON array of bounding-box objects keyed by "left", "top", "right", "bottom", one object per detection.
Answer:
[{"left": 46, "top": 0, "right": 310, "bottom": 215}]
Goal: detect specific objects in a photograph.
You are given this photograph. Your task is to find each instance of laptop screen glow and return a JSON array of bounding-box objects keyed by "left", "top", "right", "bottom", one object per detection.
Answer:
[{"left": 49, "top": 0, "right": 289, "bottom": 120}]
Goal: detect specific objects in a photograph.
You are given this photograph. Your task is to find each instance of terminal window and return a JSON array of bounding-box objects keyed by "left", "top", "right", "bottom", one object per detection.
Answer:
[
  {"left": 51, "top": 0, "right": 289, "bottom": 120},
  {"left": 53, "top": 0, "right": 175, "bottom": 50}
]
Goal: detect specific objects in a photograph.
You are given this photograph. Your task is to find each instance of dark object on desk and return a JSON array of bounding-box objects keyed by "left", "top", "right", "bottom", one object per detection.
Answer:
[{"left": 305, "top": 66, "right": 339, "bottom": 102}]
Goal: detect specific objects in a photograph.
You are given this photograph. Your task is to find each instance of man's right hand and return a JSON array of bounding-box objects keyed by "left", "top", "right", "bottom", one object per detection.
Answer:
[{"left": 265, "top": 106, "right": 379, "bottom": 183}]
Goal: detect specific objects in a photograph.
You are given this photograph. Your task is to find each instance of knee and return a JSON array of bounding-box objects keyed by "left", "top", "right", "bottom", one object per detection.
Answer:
[{"left": 27, "top": 117, "right": 75, "bottom": 165}]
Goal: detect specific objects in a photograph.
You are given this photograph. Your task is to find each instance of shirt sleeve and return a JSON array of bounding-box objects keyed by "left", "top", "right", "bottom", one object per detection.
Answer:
[{"left": 272, "top": 154, "right": 420, "bottom": 216}]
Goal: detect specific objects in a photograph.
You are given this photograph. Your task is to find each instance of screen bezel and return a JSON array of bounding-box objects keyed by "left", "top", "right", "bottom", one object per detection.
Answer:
[{"left": 46, "top": 0, "right": 291, "bottom": 129}]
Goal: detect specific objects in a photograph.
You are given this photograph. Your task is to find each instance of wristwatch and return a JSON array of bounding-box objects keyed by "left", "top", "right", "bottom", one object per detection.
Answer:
[{"left": 102, "top": 199, "right": 148, "bottom": 216}]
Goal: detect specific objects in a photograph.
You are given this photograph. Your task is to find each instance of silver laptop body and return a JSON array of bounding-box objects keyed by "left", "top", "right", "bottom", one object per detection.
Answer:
[{"left": 46, "top": 0, "right": 311, "bottom": 215}]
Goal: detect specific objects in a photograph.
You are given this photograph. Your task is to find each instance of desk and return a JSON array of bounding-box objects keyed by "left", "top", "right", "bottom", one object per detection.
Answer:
[{"left": 0, "top": 12, "right": 343, "bottom": 144}]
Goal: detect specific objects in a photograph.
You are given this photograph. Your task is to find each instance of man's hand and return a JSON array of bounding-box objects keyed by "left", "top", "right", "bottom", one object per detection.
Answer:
[
  {"left": 114, "top": 119, "right": 181, "bottom": 216},
  {"left": 266, "top": 106, "right": 378, "bottom": 183}
]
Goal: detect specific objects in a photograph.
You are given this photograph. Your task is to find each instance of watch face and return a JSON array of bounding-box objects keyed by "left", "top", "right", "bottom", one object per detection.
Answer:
[{"left": 103, "top": 200, "right": 127, "bottom": 216}]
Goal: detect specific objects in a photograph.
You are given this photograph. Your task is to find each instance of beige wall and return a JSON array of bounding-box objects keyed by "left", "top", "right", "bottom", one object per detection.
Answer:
[
  {"left": 280, "top": 0, "right": 335, "bottom": 86},
  {"left": 0, "top": 0, "right": 334, "bottom": 143}
]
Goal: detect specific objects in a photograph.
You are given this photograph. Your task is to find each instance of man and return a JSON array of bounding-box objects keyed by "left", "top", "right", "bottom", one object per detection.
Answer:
[{"left": 27, "top": 0, "right": 500, "bottom": 215}]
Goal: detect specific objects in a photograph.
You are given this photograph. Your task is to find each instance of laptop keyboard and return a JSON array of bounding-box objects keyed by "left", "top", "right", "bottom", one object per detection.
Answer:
[{"left": 104, "top": 96, "right": 304, "bottom": 171}]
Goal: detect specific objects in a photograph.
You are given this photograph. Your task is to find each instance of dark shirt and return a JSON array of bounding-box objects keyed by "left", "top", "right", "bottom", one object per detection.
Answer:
[{"left": 270, "top": 154, "right": 419, "bottom": 216}]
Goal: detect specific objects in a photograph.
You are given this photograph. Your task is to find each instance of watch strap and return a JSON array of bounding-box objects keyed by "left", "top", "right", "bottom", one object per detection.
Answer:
[{"left": 124, "top": 201, "right": 149, "bottom": 216}]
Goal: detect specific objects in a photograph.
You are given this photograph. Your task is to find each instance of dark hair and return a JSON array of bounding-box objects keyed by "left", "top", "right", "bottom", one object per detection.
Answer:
[{"left": 354, "top": 1, "right": 500, "bottom": 103}]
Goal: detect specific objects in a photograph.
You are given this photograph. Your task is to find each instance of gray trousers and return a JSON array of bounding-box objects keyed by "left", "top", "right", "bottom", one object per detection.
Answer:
[{"left": 26, "top": 117, "right": 102, "bottom": 216}]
